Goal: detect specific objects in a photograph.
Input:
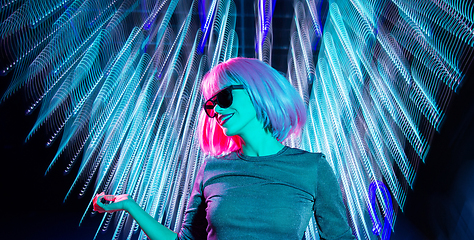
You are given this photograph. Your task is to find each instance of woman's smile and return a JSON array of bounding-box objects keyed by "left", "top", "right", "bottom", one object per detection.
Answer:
[{"left": 218, "top": 113, "right": 234, "bottom": 125}]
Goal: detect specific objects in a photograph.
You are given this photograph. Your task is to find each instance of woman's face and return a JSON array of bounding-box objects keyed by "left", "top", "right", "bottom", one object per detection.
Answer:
[{"left": 214, "top": 88, "right": 261, "bottom": 137}]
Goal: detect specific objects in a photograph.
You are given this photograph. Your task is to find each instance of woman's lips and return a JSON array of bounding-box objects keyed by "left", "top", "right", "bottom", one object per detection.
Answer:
[{"left": 218, "top": 113, "right": 233, "bottom": 125}]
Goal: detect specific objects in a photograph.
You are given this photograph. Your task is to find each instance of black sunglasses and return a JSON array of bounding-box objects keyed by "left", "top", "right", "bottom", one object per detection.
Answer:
[{"left": 204, "top": 85, "right": 245, "bottom": 118}]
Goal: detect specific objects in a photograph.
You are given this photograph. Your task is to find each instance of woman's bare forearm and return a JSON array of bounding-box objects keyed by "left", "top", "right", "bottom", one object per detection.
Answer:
[{"left": 125, "top": 200, "right": 178, "bottom": 240}]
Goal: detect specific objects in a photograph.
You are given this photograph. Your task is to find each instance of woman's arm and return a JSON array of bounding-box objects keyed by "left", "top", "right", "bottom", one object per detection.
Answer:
[
  {"left": 314, "top": 155, "right": 356, "bottom": 239},
  {"left": 94, "top": 193, "right": 177, "bottom": 240}
]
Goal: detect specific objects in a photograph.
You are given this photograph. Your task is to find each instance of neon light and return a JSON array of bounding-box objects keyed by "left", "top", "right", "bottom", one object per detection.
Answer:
[
  {"left": 368, "top": 181, "right": 394, "bottom": 240},
  {"left": 255, "top": 0, "right": 275, "bottom": 62},
  {"left": 1, "top": 0, "right": 472, "bottom": 239},
  {"left": 198, "top": 0, "right": 218, "bottom": 53}
]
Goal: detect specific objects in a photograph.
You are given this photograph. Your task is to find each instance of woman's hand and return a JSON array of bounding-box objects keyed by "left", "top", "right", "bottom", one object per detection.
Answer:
[
  {"left": 92, "top": 192, "right": 178, "bottom": 240},
  {"left": 93, "top": 192, "right": 132, "bottom": 213}
]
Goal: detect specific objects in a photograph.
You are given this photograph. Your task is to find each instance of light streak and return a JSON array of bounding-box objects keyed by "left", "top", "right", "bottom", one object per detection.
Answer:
[
  {"left": 255, "top": 0, "right": 275, "bottom": 63},
  {"left": 1, "top": 0, "right": 473, "bottom": 239}
]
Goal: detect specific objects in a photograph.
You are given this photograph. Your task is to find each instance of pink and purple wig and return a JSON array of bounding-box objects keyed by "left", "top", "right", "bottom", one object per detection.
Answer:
[{"left": 198, "top": 57, "right": 307, "bottom": 156}]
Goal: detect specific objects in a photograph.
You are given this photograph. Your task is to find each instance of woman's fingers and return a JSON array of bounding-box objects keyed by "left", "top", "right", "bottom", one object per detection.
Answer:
[
  {"left": 103, "top": 195, "right": 116, "bottom": 202},
  {"left": 92, "top": 192, "right": 127, "bottom": 213},
  {"left": 114, "top": 194, "right": 129, "bottom": 202},
  {"left": 93, "top": 192, "right": 106, "bottom": 213}
]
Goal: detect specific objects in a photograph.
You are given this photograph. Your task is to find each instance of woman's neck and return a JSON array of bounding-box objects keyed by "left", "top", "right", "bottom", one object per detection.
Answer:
[{"left": 239, "top": 128, "right": 285, "bottom": 157}]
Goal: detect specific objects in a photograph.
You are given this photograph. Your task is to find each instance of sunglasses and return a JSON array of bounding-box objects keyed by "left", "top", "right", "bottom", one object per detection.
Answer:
[{"left": 203, "top": 85, "right": 245, "bottom": 118}]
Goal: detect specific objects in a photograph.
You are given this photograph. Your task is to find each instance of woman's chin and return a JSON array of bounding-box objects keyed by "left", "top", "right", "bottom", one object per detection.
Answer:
[
  {"left": 221, "top": 127, "right": 236, "bottom": 137},
  {"left": 223, "top": 130, "right": 234, "bottom": 137}
]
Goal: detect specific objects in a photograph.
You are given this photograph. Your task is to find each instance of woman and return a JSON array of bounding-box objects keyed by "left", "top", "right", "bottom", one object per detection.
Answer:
[{"left": 94, "top": 57, "right": 355, "bottom": 240}]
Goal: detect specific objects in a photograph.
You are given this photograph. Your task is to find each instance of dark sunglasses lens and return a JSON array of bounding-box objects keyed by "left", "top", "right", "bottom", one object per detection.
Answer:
[
  {"left": 204, "top": 99, "right": 216, "bottom": 117},
  {"left": 217, "top": 88, "right": 232, "bottom": 108}
]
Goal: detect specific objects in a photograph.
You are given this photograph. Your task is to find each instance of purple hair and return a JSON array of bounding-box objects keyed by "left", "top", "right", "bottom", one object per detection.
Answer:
[{"left": 198, "top": 57, "right": 307, "bottom": 156}]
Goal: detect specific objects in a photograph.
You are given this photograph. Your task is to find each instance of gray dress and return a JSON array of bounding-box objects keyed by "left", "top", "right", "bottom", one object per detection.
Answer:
[{"left": 177, "top": 146, "right": 355, "bottom": 240}]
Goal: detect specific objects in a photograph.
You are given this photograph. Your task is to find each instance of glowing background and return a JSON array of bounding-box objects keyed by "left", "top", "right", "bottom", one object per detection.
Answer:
[{"left": 1, "top": 0, "right": 473, "bottom": 239}]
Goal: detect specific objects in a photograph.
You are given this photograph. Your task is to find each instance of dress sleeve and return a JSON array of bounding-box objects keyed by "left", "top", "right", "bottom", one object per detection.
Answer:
[
  {"left": 314, "top": 154, "right": 356, "bottom": 240},
  {"left": 176, "top": 161, "right": 208, "bottom": 240}
]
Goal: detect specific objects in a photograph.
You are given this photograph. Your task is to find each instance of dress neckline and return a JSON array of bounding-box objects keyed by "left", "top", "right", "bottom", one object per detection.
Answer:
[{"left": 236, "top": 146, "right": 289, "bottom": 161}]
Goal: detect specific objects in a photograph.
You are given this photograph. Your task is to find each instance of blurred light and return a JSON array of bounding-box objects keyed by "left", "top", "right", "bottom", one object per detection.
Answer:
[{"left": 1, "top": 0, "right": 473, "bottom": 239}]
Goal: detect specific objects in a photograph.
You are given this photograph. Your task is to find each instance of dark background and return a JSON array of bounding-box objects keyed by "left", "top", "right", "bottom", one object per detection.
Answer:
[
  {"left": 1, "top": 1, "right": 474, "bottom": 239},
  {"left": 2, "top": 60, "right": 474, "bottom": 240}
]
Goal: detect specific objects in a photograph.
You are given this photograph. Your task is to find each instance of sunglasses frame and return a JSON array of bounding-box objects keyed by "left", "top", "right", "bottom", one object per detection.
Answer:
[{"left": 203, "top": 85, "right": 245, "bottom": 118}]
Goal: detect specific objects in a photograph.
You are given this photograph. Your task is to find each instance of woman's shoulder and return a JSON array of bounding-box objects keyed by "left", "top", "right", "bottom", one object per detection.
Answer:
[
  {"left": 284, "top": 147, "right": 326, "bottom": 160},
  {"left": 204, "top": 151, "right": 238, "bottom": 162},
  {"left": 201, "top": 152, "right": 239, "bottom": 171},
  {"left": 280, "top": 147, "right": 330, "bottom": 171}
]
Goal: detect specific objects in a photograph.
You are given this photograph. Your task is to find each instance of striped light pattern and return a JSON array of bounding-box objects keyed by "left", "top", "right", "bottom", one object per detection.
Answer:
[
  {"left": 255, "top": 0, "right": 275, "bottom": 63},
  {"left": 297, "top": 0, "right": 473, "bottom": 239},
  {"left": 1, "top": 0, "right": 473, "bottom": 239}
]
